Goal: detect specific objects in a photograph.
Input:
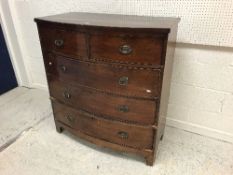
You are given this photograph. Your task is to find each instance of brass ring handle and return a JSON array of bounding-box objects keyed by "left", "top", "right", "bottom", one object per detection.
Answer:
[
  {"left": 63, "top": 91, "right": 71, "bottom": 99},
  {"left": 119, "top": 76, "right": 128, "bottom": 86},
  {"left": 118, "top": 105, "right": 129, "bottom": 113},
  {"left": 60, "top": 65, "right": 67, "bottom": 72},
  {"left": 117, "top": 131, "right": 128, "bottom": 139},
  {"left": 54, "top": 39, "right": 64, "bottom": 47},
  {"left": 66, "top": 115, "right": 75, "bottom": 123},
  {"left": 119, "top": 44, "right": 132, "bottom": 55}
]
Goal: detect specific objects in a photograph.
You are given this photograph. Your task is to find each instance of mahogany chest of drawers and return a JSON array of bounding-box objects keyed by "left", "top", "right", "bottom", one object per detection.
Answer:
[{"left": 35, "top": 12, "right": 179, "bottom": 166}]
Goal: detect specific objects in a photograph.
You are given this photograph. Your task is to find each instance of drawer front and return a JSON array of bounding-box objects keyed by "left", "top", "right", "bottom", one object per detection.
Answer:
[
  {"left": 38, "top": 26, "right": 87, "bottom": 58},
  {"left": 46, "top": 55, "right": 162, "bottom": 98},
  {"left": 49, "top": 80, "right": 157, "bottom": 125},
  {"left": 90, "top": 32, "right": 164, "bottom": 66},
  {"left": 52, "top": 101, "right": 154, "bottom": 149}
]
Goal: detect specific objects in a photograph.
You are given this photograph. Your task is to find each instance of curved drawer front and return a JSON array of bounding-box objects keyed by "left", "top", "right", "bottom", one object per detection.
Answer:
[
  {"left": 90, "top": 32, "right": 164, "bottom": 66},
  {"left": 52, "top": 101, "right": 154, "bottom": 149},
  {"left": 46, "top": 55, "right": 161, "bottom": 98},
  {"left": 38, "top": 26, "right": 87, "bottom": 58},
  {"left": 48, "top": 79, "right": 157, "bottom": 125}
]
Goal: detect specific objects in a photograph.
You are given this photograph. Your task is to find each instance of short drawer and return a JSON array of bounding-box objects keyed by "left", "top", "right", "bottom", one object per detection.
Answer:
[
  {"left": 52, "top": 101, "right": 154, "bottom": 149},
  {"left": 46, "top": 55, "right": 162, "bottom": 98},
  {"left": 90, "top": 32, "right": 164, "bottom": 66},
  {"left": 48, "top": 80, "right": 157, "bottom": 125},
  {"left": 38, "top": 26, "right": 87, "bottom": 58}
]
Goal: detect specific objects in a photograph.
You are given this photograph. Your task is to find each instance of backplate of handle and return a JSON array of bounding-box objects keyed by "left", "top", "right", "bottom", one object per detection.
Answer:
[
  {"left": 118, "top": 105, "right": 129, "bottom": 113},
  {"left": 117, "top": 131, "right": 128, "bottom": 139},
  {"left": 66, "top": 115, "right": 75, "bottom": 123},
  {"left": 60, "top": 65, "right": 67, "bottom": 72},
  {"left": 63, "top": 91, "right": 71, "bottom": 99},
  {"left": 119, "top": 76, "right": 128, "bottom": 86},
  {"left": 119, "top": 44, "right": 132, "bottom": 55},
  {"left": 54, "top": 39, "right": 64, "bottom": 47}
]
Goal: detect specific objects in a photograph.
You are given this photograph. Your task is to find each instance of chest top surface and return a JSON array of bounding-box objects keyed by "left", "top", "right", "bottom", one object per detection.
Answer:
[{"left": 35, "top": 12, "right": 180, "bottom": 33}]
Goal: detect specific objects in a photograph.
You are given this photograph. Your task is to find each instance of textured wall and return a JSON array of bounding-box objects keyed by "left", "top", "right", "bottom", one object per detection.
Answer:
[
  {"left": 8, "top": 0, "right": 233, "bottom": 142},
  {"left": 16, "top": 0, "right": 233, "bottom": 47},
  {"left": 168, "top": 44, "right": 233, "bottom": 142}
]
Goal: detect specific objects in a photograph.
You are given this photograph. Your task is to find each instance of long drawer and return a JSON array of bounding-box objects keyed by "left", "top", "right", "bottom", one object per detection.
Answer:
[
  {"left": 52, "top": 101, "right": 154, "bottom": 149},
  {"left": 45, "top": 54, "right": 162, "bottom": 98},
  {"left": 48, "top": 79, "right": 157, "bottom": 125}
]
